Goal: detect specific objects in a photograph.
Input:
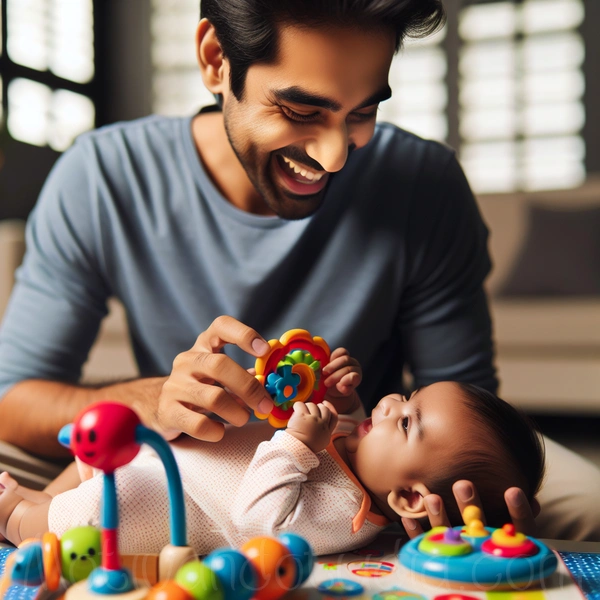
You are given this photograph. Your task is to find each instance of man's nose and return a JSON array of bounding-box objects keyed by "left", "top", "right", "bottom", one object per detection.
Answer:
[{"left": 305, "top": 124, "right": 349, "bottom": 173}]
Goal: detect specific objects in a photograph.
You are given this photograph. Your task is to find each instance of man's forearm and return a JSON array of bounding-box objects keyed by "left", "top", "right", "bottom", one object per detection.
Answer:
[{"left": 0, "top": 377, "right": 167, "bottom": 457}]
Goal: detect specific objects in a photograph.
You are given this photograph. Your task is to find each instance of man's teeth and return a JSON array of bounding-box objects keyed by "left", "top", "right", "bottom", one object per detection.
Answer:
[{"left": 282, "top": 156, "right": 324, "bottom": 182}]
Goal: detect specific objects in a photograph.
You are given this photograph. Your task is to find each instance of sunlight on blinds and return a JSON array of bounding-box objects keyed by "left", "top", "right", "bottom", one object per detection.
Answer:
[
  {"left": 458, "top": 0, "right": 585, "bottom": 193},
  {"left": 8, "top": 78, "right": 95, "bottom": 150},
  {"left": 379, "top": 26, "right": 448, "bottom": 142},
  {"left": 6, "top": 0, "right": 94, "bottom": 84},
  {"left": 151, "top": 0, "right": 214, "bottom": 115}
]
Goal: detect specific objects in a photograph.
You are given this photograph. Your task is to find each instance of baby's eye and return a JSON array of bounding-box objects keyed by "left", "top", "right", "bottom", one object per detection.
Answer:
[{"left": 402, "top": 417, "right": 409, "bottom": 431}]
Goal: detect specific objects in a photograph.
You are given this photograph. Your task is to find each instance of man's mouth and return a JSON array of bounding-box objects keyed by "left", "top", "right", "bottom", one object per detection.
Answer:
[{"left": 274, "top": 154, "right": 329, "bottom": 196}]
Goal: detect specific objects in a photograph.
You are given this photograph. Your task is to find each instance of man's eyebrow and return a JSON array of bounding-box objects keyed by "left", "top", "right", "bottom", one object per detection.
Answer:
[
  {"left": 416, "top": 406, "right": 424, "bottom": 441},
  {"left": 271, "top": 85, "right": 392, "bottom": 112}
]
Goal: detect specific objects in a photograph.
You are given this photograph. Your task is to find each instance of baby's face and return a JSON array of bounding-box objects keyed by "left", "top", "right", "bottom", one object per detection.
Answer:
[{"left": 344, "top": 382, "right": 483, "bottom": 500}]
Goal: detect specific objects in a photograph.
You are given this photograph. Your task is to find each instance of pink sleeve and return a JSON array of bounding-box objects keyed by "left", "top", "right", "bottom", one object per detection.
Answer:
[{"left": 231, "top": 431, "right": 365, "bottom": 554}]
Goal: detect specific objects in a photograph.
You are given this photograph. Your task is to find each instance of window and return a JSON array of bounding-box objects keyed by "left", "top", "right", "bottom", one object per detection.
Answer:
[
  {"left": 458, "top": 0, "right": 585, "bottom": 192},
  {"left": 151, "top": 0, "right": 213, "bottom": 116},
  {"left": 0, "top": 0, "right": 96, "bottom": 151}
]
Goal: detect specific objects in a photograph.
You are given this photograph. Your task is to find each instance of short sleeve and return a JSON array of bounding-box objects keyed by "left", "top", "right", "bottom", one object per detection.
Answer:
[{"left": 399, "top": 153, "right": 497, "bottom": 392}]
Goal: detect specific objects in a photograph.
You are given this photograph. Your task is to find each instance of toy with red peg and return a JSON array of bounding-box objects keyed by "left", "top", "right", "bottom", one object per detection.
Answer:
[
  {"left": 398, "top": 505, "right": 558, "bottom": 590},
  {"left": 254, "top": 329, "right": 331, "bottom": 427}
]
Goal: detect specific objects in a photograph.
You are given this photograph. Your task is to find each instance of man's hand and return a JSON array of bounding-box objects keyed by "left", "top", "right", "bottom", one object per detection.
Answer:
[
  {"left": 321, "top": 348, "right": 362, "bottom": 414},
  {"left": 151, "top": 316, "right": 274, "bottom": 442},
  {"left": 286, "top": 401, "right": 338, "bottom": 454},
  {"left": 401, "top": 480, "right": 540, "bottom": 539}
]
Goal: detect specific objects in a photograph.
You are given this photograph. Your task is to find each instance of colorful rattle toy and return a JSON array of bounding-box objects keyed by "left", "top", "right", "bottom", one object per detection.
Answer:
[
  {"left": 399, "top": 506, "right": 558, "bottom": 590},
  {"left": 254, "top": 329, "right": 330, "bottom": 427},
  {"left": 0, "top": 402, "right": 315, "bottom": 600}
]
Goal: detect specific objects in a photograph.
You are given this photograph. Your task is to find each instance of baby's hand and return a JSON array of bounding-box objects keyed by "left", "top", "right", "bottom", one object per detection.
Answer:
[
  {"left": 321, "top": 348, "right": 362, "bottom": 414},
  {"left": 286, "top": 401, "right": 338, "bottom": 454}
]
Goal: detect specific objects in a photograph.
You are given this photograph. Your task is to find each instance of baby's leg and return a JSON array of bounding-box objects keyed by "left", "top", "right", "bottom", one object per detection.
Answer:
[{"left": 0, "top": 473, "right": 52, "bottom": 545}]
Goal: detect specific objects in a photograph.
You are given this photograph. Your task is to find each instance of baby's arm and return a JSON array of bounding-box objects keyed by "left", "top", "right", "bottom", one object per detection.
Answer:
[
  {"left": 0, "top": 473, "right": 52, "bottom": 545},
  {"left": 321, "top": 348, "right": 362, "bottom": 414},
  {"left": 231, "top": 411, "right": 364, "bottom": 554}
]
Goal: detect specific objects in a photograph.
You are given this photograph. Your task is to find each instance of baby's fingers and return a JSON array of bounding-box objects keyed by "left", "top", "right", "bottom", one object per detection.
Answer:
[{"left": 321, "top": 401, "right": 339, "bottom": 431}]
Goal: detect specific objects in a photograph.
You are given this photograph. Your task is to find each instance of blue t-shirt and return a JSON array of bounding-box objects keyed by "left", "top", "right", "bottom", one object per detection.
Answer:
[{"left": 0, "top": 115, "right": 496, "bottom": 413}]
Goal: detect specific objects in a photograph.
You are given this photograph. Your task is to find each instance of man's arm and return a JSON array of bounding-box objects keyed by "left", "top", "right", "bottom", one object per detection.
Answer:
[{"left": 0, "top": 378, "right": 165, "bottom": 457}]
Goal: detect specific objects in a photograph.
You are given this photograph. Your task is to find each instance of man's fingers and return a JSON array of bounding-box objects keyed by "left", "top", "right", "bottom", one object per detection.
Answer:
[
  {"left": 194, "top": 316, "right": 270, "bottom": 357},
  {"left": 424, "top": 494, "right": 450, "bottom": 528},
  {"left": 158, "top": 402, "right": 226, "bottom": 442},
  {"left": 452, "top": 480, "right": 486, "bottom": 525},
  {"left": 505, "top": 487, "right": 537, "bottom": 536},
  {"left": 177, "top": 351, "right": 273, "bottom": 415},
  {"left": 402, "top": 517, "right": 424, "bottom": 540}
]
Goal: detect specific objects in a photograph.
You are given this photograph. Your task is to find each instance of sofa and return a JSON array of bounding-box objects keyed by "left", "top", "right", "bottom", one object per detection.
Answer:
[{"left": 1, "top": 179, "right": 599, "bottom": 413}]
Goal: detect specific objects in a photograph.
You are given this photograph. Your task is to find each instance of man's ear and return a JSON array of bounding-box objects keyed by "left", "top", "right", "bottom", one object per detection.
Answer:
[
  {"left": 195, "top": 18, "right": 227, "bottom": 95},
  {"left": 387, "top": 483, "right": 431, "bottom": 519}
]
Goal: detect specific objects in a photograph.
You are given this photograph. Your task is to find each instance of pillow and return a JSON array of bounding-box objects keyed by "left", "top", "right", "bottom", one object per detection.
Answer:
[{"left": 497, "top": 203, "right": 600, "bottom": 297}]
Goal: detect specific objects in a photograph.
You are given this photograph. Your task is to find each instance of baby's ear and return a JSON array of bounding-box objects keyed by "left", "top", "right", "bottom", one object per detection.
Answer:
[{"left": 387, "top": 483, "right": 431, "bottom": 519}]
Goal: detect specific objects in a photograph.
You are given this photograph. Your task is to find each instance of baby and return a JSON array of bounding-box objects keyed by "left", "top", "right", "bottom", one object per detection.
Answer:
[{"left": 0, "top": 351, "right": 544, "bottom": 557}]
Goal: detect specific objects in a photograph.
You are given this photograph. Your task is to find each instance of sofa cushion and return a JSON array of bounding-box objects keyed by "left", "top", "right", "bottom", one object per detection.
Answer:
[{"left": 498, "top": 203, "right": 600, "bottom": 296}]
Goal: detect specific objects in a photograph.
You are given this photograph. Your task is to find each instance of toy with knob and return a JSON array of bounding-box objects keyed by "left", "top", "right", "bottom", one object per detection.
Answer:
[{"left": 398, "top": 506, "right": 558, "bottom": 590}]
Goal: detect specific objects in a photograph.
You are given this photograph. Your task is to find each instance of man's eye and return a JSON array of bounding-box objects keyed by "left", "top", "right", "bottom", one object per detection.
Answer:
[
  {"left": 280, "top": 106, "right": 319, "bottom": 122},
  {"left": 402, "top": 417, "right": 409, "bottom": 431},
  {"left": 350, "top": 110, "right": 378, "bottom": 122}
]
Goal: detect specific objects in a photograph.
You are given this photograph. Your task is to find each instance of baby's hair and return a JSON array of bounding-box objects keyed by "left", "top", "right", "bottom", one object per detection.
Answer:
[{"left": 426, "top": 382, "right": 545, "bottom": 527}]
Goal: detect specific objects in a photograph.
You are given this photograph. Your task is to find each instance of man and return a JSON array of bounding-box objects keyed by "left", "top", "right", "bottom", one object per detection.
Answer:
[{"left": 0, "top": 0, "right": 598, "bottom": 540}]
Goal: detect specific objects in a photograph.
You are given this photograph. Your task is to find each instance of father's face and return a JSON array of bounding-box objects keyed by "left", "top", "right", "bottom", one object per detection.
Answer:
[{"left": 221, "top": 24, "right": 396, "bottom": 220}]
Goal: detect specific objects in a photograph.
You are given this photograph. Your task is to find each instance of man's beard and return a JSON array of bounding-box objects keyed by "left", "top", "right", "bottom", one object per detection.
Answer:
[{"left": 222, "top": 112, "right": 330, "bottom": 220}]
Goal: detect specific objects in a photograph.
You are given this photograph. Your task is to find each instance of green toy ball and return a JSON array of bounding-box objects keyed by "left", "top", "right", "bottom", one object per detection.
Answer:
[
  {"left": 60, "top": 526, "right": 102, "bottom": 583},
  {"left": 175, "top": 561, "right": 225, "bottom": 600}
]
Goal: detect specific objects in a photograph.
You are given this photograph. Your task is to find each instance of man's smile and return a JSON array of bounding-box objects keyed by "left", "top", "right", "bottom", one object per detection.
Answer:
[{"left": 273, "top": 154, "right": 330, "bottom": 196}]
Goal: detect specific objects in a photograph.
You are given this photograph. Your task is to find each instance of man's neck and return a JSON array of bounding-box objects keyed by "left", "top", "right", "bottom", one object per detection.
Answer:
[{"left": 190, "top": 111, "right": 274, "bottom": 215}]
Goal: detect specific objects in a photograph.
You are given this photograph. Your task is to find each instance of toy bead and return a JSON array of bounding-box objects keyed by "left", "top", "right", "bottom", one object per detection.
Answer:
[
  {"left": 204, "top": 549, "right": 257, "bottom": 600},
  {"left": 71, "top": 401, "right": 141, "bottom": 472},
  {"left": 147, "top": 580, "right": 194, "bottom": 600},
  {"left": 42, "top": 532, "right": 62, "bottom": 591},
  {"left": 240, "top": 537, "right": 296, "bottom": 600},
  {"left": 461, "top": 505, "right": 482, "bottom": 526},
  {"left": 278, "top": 533, "right": 314, "bottom": 587},
  {"left": 174, "top": 561, "right": 224, "bottom": 600},
  {"left": 60, "top": 526, "right": 102, "bottom": 583},
  {"left": 10, "top": 540, "right": 44, "bottom": 586},
  {"left": 462, "top": 519, "right": 487, "bottom": 538}
]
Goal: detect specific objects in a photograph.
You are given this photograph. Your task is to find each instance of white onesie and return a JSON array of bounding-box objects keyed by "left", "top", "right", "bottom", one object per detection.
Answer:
[{"left": 48, "top": 418, "right": 389, "bottom": 556}]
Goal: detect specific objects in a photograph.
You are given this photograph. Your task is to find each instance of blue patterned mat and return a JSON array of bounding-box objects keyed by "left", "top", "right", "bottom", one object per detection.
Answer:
[
  {"left": 0, "top": 546, "right": 38, "bottom": 600},
  {"left": 559, "top": 552, "right": 600, "bottom": 600}
]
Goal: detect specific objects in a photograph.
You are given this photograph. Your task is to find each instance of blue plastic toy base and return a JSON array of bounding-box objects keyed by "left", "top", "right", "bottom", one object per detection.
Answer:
[{"left": 399, "top": 527, "right": 558, "bottom": 587}]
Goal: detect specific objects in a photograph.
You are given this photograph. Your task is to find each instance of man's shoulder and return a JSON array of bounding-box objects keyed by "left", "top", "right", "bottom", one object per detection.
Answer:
[
  {"left": 370, "top": 121, "right": 456, "bottom": 164},
  {"left": 75, "top": 114, "right": 189, "bottom": 150}
]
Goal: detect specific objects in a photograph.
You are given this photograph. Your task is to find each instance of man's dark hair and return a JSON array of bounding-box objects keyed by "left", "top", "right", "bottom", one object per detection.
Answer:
[
  {"left": 427, "top": 383, "right": 546, "bottom": 528},
  {"left": 200, "top": 0, "right": 446, "bottom": 100}
]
